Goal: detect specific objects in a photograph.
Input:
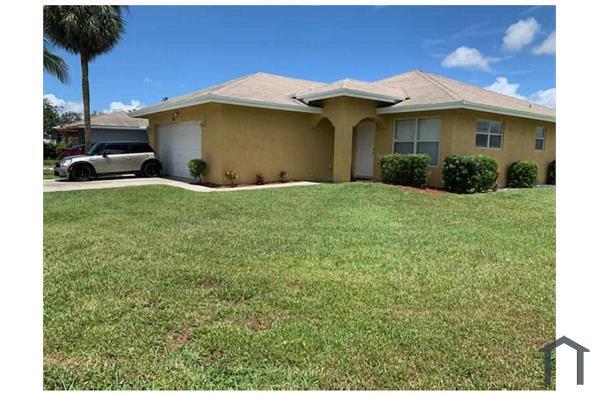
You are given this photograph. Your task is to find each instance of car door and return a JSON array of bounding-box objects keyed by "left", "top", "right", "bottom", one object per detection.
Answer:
[
  {"left": 86, "top": 143, "right": 109, "bottom": 173},
  {"left": 128, "top": 143, "right": 153, "bottom": 171},
  {"left": 102, "top": 143, "right": 135, "bottom": 173}
]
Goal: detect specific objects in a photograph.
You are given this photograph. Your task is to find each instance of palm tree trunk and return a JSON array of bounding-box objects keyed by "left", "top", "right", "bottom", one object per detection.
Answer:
[{"left": 80, "top": 54, "right": 92, "bottom": 150}]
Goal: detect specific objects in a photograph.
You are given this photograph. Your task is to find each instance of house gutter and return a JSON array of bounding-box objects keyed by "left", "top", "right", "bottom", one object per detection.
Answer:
[{"left": 376, "top": 100, "right": 556, "bottom": 122}]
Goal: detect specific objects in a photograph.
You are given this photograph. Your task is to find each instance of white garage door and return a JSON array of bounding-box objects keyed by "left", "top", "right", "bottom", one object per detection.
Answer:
[{"left": 157, "top": 122, "right": 201, "bottom": 179}]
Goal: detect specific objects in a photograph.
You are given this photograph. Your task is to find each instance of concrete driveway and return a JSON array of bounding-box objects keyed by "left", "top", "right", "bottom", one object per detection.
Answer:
[{"left": 43, "top": 176, "right": 318, "bottom": 193}]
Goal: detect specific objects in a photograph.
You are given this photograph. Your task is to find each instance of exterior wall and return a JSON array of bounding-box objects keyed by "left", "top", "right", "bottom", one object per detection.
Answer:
[
  {"left": 377, "top": 109, "right": 556, "bottom": 187},
  {"left": 144, "top": 103, "right": 334, "bottom": 184},
  {"left": 218, "top": 104, "right": 334, "bottom": 184},
  {"left": 321, "top": 97, "right": 381, "bottom": 182},
  {"left": 145, "top": 103, "right": 225, "bottom": 183},
  {"left": 90, "top": 128, "right": 148, "bottom": 144},
  {"left": 143, "top": 101, "right": 555, "bottom": 187}
]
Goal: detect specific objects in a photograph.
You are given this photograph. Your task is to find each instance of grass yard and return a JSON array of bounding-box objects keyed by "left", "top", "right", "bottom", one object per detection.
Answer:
[
  {"left": 44, "top": 159, "right": 56, "bottom": 179},
  {"left": 43, "top": 183, "right": 555, "bottom": 390}
]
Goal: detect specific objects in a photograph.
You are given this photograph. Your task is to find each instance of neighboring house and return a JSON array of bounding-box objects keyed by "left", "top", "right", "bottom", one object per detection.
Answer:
[
  {"left": 131, "top": 70, "right": 555, "bottom": 186},
  {"left": 56, "top": 111, "right": 149, "bottom": 146}
]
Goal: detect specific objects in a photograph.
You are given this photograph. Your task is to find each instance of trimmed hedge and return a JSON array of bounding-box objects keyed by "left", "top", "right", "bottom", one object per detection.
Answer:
[
  {"left": 547, "top": 160, "right": 555, "bottom": 185},
  {"left": 442, "top": 154, "right": 498, "bottom": 194},
  {"left": 379, "top": 154, "right": 430, "bottom": 187},
  {"left": 507, "top": 160, "right": 538, "bottom": 188}
]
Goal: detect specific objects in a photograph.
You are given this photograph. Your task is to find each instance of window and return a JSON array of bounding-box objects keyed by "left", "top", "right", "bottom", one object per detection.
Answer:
[
  {"left": 475, "top": 119, "right": 503, "bottom": 149},
  {"left": 394, "top": 118, "right": 440, "bottom": 165},
  {"left": 129, "top": 143, "right": 154, "bottom": 153},
  {"left": 535, "top": 126, "right": 545, "bottom": 151},
  {"left": 104, "top": 143, "right": 129, "bottom": 155}
]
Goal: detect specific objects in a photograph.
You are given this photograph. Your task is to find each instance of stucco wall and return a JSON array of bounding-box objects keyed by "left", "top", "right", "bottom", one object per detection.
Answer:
[
  {"left": 145, "top": 103, "right": 224, "bottom": 183},
  {"left": 144, "top": 103, "right": 334, "bottom": 184},
  {"left": 377, "top": 109, "right": 556, "bottom": 187},
  {"left": 143, "top": 102, "right": 554, "bottom": 188},
  {"left": 219, "top": 104, "right": 334, "bottom": 184}
]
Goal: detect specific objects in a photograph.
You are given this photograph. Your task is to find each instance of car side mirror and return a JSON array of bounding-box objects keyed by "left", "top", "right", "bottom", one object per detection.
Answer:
[{"left": 102, "top": 152, "right": 108, "bottom": 158}]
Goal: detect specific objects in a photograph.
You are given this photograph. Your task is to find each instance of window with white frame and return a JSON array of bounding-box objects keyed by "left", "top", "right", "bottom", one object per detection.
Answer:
[
  {"left": 394, "top": 118, "right": 440, "bottom": 165},
  {"left": 475, "top": 119, "right": 503, "bottom": 149},
  {"left": 535, "top": 126, "right": 545, "bottom": 151}
]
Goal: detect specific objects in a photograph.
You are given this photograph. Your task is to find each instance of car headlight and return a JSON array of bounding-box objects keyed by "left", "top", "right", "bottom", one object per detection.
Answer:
[{"left": 61, "top": 158, "right": 72, "bottom": 167}]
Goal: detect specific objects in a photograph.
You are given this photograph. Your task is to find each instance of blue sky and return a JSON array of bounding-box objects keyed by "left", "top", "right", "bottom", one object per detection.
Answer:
[{"left": 43, "top": 5, "right": 556, "bottom": 113}]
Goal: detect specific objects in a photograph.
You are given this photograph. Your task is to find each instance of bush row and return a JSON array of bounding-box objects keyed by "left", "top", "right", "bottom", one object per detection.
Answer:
[
  {"left": 442, "top": 155, "right": 498, "bottom": 193},
  {"left": 379, "top": 154, "right": 430, "bottom": 187},
  {"left": 379, "top": 153, "right": 555, "bottom": 193}
]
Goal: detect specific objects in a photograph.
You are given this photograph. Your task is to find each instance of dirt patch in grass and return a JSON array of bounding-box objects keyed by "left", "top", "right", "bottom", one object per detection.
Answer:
[
  {"left": 396, "top": 185, "right": 450, "bottom": 196},
  {"left": 166, "top": 327, "right": 193, "bottom": 350}
]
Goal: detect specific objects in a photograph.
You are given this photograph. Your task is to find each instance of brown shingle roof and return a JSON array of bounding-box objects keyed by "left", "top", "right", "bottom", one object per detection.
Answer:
[
  {"left": 294, "top": 78, "right": 407, "bottom": 103},
  {"left": 131, "top": 70, "right": 555, "bottom": 122},
  {"left": 375, "top": 70, "right": 555, "bottom": 120},
  {"left": 59, "top": 111, "right": 148, "bottom": 130},
  {"left": 132, "top": 72, "right": 324, "bottom": 116}
]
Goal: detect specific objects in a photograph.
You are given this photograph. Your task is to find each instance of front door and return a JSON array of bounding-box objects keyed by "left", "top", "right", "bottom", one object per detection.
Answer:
[{"left": 354, "top": 121, "right": 375, "bottom": 178}]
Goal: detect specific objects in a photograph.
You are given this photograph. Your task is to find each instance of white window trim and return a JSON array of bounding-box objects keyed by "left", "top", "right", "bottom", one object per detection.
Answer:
[
  {"left": 392, "top": 117, "right": 441, "bottom": 167},
  {"left": 535, "top": 126, "right": 546, "bottom": 151},
  {"left": 475, "top": 119, "right": 504, "bottom": 150}
]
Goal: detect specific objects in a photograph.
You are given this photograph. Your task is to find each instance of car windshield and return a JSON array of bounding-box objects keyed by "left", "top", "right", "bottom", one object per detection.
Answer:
[{"left": 85, "top": 143, "right": 105, "bottom": 155}]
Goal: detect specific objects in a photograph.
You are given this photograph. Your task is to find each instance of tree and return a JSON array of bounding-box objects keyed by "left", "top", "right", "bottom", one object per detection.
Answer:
[
  {"left": 43, "top": 98, "right": 61, "bottom": 141},
  {"left": 44, "top": 6, "right": 126, "bottom": 149},
  {"left": 59, "top": 111, "right": 82, "bottom": 126},
  {"left": 43, "top": 38, "right": 69, "bottom": 84}
]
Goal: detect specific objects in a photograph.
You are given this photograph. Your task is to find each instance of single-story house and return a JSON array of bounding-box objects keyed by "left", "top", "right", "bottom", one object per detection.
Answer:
[
  {"left": 131, "top": 70, "right": 555, "bottom": 186},
  {"left": 56, "top": 111, "right": 149, "bottom": 146}
]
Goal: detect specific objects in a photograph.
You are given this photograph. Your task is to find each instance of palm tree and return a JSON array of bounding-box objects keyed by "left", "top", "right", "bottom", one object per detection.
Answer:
[
  {"left": 44, "top": 6, "right": 126, "bottom": 149},
  {"left": 43, "top": 38, "right": 69, "bottom": 83}
]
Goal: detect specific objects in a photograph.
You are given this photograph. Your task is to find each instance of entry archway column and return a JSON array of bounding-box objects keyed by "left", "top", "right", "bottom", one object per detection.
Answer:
[{"left": 332, "top": 121, "right": 354, "bottom": 182}]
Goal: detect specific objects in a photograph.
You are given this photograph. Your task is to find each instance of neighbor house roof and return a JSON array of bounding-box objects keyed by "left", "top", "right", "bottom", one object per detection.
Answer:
[
  {"left": 56, "top": 111, "right": 149, "bottom": 131},
  {"left": 131, "top": 71, "right": 555, "bottom": 122}
]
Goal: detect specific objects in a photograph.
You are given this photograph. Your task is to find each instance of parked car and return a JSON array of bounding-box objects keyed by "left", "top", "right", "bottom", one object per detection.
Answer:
[
  {"left": 54, "top": 141, "right": 162, "bottom": 181},
  {"left": 59, "top": 144, "right": 85, "bottom": 159}
]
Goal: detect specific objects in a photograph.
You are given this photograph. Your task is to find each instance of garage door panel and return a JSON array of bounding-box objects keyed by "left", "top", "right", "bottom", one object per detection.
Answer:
[{"left": 157, "top": 123, "right": 201, "bottom": 179}]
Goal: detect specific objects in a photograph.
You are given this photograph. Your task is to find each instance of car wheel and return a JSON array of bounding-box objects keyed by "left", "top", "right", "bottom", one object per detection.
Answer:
[
  {"left": 142, "top": 162, "right": 160, "bottom": 177},
  {"left": 71, "top": 165, "right": 93, "bottom": 182}
]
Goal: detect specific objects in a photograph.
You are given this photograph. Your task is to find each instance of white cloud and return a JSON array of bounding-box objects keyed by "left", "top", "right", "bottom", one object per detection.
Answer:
[
  {"left": 103, "top": 99, "right": 144, "bottom": 113},
  {"left": 43, "top": 93, "right": 83, "bottom": 114},
  {"left": 502, "top": 17, "right": 540, "bottom": 52},
  {"left": 485, "top": 77, "right": 555, "bottom": 108},
  {"left": 485, "top": 77, "right": 525, "bottom": 99},
  {"left": 528, "top": 88, "right": 556, "bottom": 108},
  {"left": 532, "top": 31, "right": 556, "bottom": 55},
  {"left": 441, "top": 46, "right": 494, "bottom": 72}
]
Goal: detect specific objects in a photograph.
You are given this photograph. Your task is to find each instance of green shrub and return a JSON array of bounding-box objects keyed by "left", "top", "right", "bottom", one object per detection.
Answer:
[
  {"left": 188, "top": 159, "right": 208, "bottom": 182},
  {"left": 507, "top": 160, "right": 538, "bottom": 188},
  {"left": 44, "top": 142, "right": 65, "bottom": 160},
  {"left": 279, "top": 170, "right": 288, "bottom": 183},
  {"left": 442, "top": 154, "right": 498, "bottom": 194},
  {"left": 379, "top": 154, "right": 430, "bottom": 187},
  {"left": 547, "top": 160, "right": 556, "bottom": 185}
]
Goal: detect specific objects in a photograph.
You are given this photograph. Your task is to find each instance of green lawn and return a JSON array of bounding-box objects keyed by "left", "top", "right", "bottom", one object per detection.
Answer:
[
  {"left": 43, "top": 183, "right": 555, "bottom": 390},
  {"left": 44, "top": 159, "right": 56, "bottom": 179}
]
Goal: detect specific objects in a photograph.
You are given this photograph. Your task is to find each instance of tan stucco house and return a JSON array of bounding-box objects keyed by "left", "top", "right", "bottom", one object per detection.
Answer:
[{"left": 131, "top": 70, "right": 555, "bottom": 187}]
